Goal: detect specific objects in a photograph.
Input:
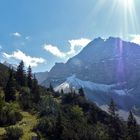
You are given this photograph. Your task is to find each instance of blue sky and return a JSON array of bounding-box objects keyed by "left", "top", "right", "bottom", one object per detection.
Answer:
[{"left": 0, "top": 0, "right": 140, "bottom": 72}]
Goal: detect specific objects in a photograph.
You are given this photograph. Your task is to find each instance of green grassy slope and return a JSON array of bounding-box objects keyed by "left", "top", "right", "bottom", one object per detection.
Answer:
[{"left": 0, "top": 111, "right": 38, "bottom": 140}]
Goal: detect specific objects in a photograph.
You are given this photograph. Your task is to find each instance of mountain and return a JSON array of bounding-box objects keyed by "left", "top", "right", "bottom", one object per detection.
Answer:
[
  {"left": 54, "top": 75, "right": 127, "bottom": 96},
  {"left": 54, "top": 75, "right": 116, "bottom": 93},
  {"left": 35, "top": 71, "right": 48, "bottom": 84},
  {"left": 3, "top": 61, "right": 17, "bottom": 70},
  {"left": 39, "top": 37, "right": 140, "bottom": 113}
]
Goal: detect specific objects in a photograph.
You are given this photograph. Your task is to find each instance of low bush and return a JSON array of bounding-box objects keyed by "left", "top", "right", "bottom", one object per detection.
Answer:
[
  {"left": 5, "top": 126, "right": 23, "bottom": 140},
  {"left": 0, "top": 103, "right": 22, "bottom": 126}
]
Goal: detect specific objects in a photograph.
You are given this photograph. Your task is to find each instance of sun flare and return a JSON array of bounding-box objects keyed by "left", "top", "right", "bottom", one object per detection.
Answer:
[{"left": 119, "top": 0, "right": 133, "bottom": 9}]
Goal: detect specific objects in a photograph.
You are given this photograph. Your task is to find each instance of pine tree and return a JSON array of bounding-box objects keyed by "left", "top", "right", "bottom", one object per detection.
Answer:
[
  {"left": 0, "top": 94, "right": 4, "bottom": 111},
  {"left": 5, "top": 69, "right": 16, "bottom": 101},
  {"left": 108, "top": 99, "right": 123, "bottom": 140},
  {"left": 27, "top": 65, "right": 32, "bottom": 89},
  {"left": 49, "top": 83, "right": 54, "bottom": 92},
  {"left": 79, "top": 87, "right": 85, "bottom": 97},
  {"left": 127, "top": 111, "right": 139, "bottom": 140},
  {"left": 55, "top": 112, "right": 63, "bottom": 140},
  {"left": 16, "top": 61, "right": 26, "bottom": 86},
  {"left": 31, "top": 74, "right": 40, "bottom": 103},
  {"left": 108, "top": 99, "right": 118, "bottom": 118},
  {"left": 61, "top": 89, "right": 64, "bottom": 95}
]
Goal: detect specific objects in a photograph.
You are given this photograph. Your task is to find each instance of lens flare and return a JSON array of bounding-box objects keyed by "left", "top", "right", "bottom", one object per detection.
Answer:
[{"left": 120, "top": 0, "right": 133, "bottom": 9}]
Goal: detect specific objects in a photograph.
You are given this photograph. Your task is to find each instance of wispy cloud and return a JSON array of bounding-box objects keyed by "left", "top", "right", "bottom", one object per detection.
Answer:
[
  {"left": 25, "top": 36, "right": 31, "bottom": 41},
  {"left": 0, "top": 45, "right": 2, "bottom": 50},
  {"left": 3, "top": 50, "right": 45, "bottom": 67},
  {"left": 44, "top": 44, "right": 66, "bottom": 58},
  {"left": 43, "top": 38, "right": 91, "bottom": 58},
  {"left": 11, "top": 32, "right": 22, "bottom": 37},
  {"left": 130, "top": 34, "right": 140, "bottom": 45}
]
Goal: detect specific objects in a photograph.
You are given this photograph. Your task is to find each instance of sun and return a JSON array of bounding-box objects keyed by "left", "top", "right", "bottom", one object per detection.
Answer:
[
  {"left": 89, "top": 0, "right": 138, "bottom": 38},
  {"left": 120, "top": 0, "right": 133, "bottom": 9}
]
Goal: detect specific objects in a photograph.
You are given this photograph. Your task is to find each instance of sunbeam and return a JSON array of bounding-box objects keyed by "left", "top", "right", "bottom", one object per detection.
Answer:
[
  {"left": 120, "top": 0, "right": 133, "bottom": 9},
  {"left": 118, "top": 0, "right": 138, "bottom": 35}
]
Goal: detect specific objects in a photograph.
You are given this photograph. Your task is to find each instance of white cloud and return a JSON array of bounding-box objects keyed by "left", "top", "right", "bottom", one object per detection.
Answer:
[
  {"left": 3, "top": 50, "right": 45, "bottom": 67},
  {"left": 130, "top": 34, "right": 140, "bottom": 45},
  {"left": 11, "top": 32, "right": 21, "bottom": 37},
  {"left": 43, "top": 38, "right": 91, "bottom": 58},
  {"left": 68, "top": 38, "right": 91, "bottom": 55},
  {"left": 44, "top": 44, "right": 66, "bottom": 58}
]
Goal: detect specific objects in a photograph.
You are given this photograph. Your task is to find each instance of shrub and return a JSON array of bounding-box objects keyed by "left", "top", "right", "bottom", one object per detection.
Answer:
[
  {"left": 37, "top": 95, "right": 59, "bottom": 116},
  {"left": 0, "top": 103, "right": 22, "bottom": 126},
  {"left": 36, "top": 117, "right": 56, "bottom": 136},
  {"left": 19, "top": 87, "right": 32, "bottom": 110},
  {"left": 5, "top": 126, "right": 23, "bottom": 140}
]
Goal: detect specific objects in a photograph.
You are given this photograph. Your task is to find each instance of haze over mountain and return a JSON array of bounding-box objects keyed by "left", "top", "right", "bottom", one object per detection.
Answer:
[
  {"left": 37, "top": 37, "right": 140, "bottom": 113},
  {"left": 35, "top": 71, "right": 48, "bottom": 84}
]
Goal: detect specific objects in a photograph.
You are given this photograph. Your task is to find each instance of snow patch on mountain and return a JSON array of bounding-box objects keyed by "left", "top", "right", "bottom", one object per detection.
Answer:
[
  {"left": 54, "top": 75, "right": 127, "bottom": 96},
  {"left": 114, "top": 90, "right": 127, "bottom": 96}
]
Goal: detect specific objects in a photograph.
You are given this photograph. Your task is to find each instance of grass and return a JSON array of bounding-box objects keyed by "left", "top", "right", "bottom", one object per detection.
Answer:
[
  {"left": 0, "top": 127, "right": 5, "bottom": 138},
  {"left": 0, "top": 111, "right": 38, "bottom": 140}
]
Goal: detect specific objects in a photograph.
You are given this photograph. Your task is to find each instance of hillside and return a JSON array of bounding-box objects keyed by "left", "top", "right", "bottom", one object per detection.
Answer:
[{"left": 0, "top": 61, "right": 139, "bottom": 140}]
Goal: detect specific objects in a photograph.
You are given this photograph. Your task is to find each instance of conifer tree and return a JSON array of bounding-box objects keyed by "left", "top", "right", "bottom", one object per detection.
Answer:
[
  {"left": 108, "top": 99, "right": 118, "bottom": 118},
  {"left": 55, "top": 112, "right": 63, "bottom": 139},
  {"left": 79, "top": 87, "right": 85, "bottom": 97},
  {"left": 31, "top": 74, "right": 40, "bottom": 103},
  {"left": 27, "top": 65, "right": 32, "bottom": 89},
  {"left": 0, "top": 94, "right": 4, "bottom": 111},
  {"left": 5, "top": 68, "right": 16, "bottom": 101},
  {"left": 49, "top": 83, "right": 54, "bottom": 92},
  {"left": 61, "top": 89, "right": 64, "bottom": 95},
  {"left": 127, "top": 111, "right": 139, "bottom": 140},
  {"left": 108, "top": 99, "right": 123, "bottom": 140},
  {"left": 16, "top": 61, "right": 26, "bottom": 86}
]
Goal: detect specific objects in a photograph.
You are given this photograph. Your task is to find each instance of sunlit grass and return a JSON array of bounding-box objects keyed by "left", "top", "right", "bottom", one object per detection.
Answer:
[
  {"left": 0, "top": 111, "right": 38, "bottom": 140},
  {"left": 18, "top": 111, "right": 38, "bottom": 140}
]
